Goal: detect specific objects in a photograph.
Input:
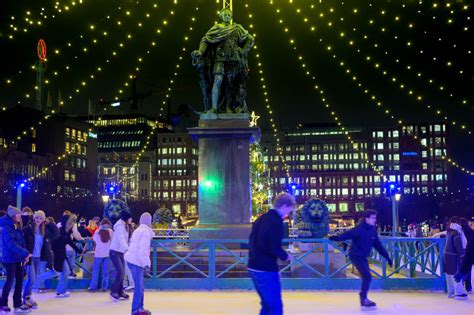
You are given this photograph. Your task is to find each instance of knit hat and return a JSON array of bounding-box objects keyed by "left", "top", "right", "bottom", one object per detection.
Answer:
[
  {"left": 139, "top": 212, "right": 152, "bottom": 227},
  {"left": 7, "top": 205, "right": 21, "bottom": 218},
  {"left": 34, "top": 210, "right": 46, "bottom": 221},
  {"left": 120, "top": 211, "right": 132, "bottom": 222}
]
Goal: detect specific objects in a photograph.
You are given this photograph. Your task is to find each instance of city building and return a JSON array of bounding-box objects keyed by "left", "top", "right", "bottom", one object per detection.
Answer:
[
  {"left": 0, "top": 106, "right": 97, "bottom": 197},
  {"left": 155, "top": 132, "right": 198, "bottom": 216},
  {"left": 261, "top": 122, "right": 450, "bottom": 219},
  {"left": 87, "top": 114, "right": 171, "bottom": 202}
]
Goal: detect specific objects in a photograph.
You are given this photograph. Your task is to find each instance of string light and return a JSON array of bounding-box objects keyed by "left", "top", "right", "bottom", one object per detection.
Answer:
[
  {"left": 62, "top": 3, "right": 177, "bottom": 106},
  {"left": 290, "top": 2, "right": 472, "bottom": 136},
  {"left": 261, "top": 2, "right": 387, "bottom": 181},
  {"left": 117, "top": 3, "right": 200, "bottom": 185},
  {"left": 5, "top": 0, "right": 87, "bottom": 40},
  {"left": 7, "top": 2, "right": 153, "bottom": 102},
  {"left": 278, "top": 4, "right": 474, "bottom": 176},
  {"left": 244, "top": 3, "right": 291, "bottom": 181},
  {"left": 298, "top": 2, "right": 472, "bottom": 114}
]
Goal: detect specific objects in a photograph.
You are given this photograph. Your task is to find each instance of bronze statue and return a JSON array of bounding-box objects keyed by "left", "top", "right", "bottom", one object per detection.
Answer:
[{"left": 191, "top": 8, "right": 255, "bottom": 114}]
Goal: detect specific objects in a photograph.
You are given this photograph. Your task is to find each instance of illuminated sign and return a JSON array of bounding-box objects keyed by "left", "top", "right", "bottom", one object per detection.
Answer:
[
  {"left": 88, "top": 132, "right": 98, "bottom": 139},
  {"left": 402, "top": 152, "right": 418, "bottom": 156}
]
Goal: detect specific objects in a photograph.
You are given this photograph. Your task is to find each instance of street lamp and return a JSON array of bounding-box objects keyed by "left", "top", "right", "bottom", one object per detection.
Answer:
[
  {"left": 386, "top": 181, "right": 402, "bottom": 236},
  {"left": 17, "top": 182, "right": 25, "bottom": 209},
  {"left": 101, "top": 194, "right": 110, "bottom": 204}
]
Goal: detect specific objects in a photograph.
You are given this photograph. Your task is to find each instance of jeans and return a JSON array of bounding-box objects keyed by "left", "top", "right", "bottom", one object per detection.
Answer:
[
  {"left": 66, "top": 250, "right": 76, "bottom": 275},
  {"left": 124, "top": 262, "right": 135, "bottom": 287},
  {"left": 1, "top": 262, "right": 24, "bottom": 308},
  {"left": 89, "top": 257, "right": 110, "bottom": 290},
  {"left": 34, "top": 261, "right": 49, "bottom": 289},
  {"left": 23, "top": 257, "right": 41, "bottom": 298},
  {"left": 249, "top": 270, "right": 283, "bottom": 315},
  {"left": 36, "top": 260, "right": 70, "bottom": 294},
  {"left": 128, "top": 263, "right": 144, "bottom": 314},
  {"left": 110, "top": 250, "right": 125, "bottom": 296},
  {"left": 446, "top": 274, "right": 467, "bottom": 297},
  {"left": 464, "top": 265, "right": 472, "bottom": 292},
  {"left": 351, "top": 255, "right": 372, "bottom": 301}
]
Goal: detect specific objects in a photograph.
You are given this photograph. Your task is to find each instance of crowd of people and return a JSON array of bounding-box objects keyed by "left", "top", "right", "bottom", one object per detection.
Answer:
[
  {"left": 0, "top": 206, "right": 153, "bottom": 315},
  {"left": 0, "top": 199, "right": 472, "bottom": 314}
]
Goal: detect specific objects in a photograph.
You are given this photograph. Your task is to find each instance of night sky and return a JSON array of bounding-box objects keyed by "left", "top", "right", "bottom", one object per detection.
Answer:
[{"left": 0, "top": 0, "right": 473, "bottom": 172}]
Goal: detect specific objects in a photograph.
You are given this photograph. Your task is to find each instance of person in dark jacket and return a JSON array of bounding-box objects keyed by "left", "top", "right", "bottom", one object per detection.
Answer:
[
  {"left": 443, "top": 217, "right": 467, "bottom": 300},
  {"left": 458, "top": 218, "right": 473, "bottom": 293},
  {"left": 50, "top": 215, "right": 81, "bottom": 298},
  {"left": 0, "top": 206, "right": 32, "bottom": 313},
  {"left": 330, "top": 210, "right": 393, "bottom": 311},
  {"left": 78, "top": 219, "right": 92, "bottom": 238},
  {"left": 34, "top": 218, "right": 60, "bottom": 293},
  {"left": 247, "top": 193, "right": 295, "bottom": 315}
]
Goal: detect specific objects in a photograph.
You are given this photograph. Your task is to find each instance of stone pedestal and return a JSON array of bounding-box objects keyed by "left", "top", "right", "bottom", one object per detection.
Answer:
[{"left": 188, "top": 116, "right": 260, "bottom": 243}]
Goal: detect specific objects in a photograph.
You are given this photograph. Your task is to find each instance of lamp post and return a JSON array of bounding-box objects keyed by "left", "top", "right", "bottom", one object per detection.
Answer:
[
  {"left": 101, "top": 194, "right": 110, "bottom": 204},
  {"left": 387, "top": 182, "right": 401, "bottom": 236},
  {"left": 16, "top": 183, "right": 25, "bottom": 209}
]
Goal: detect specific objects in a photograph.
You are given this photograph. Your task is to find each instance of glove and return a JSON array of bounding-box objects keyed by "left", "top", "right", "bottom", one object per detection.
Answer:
[
  {"left": 386, "top": 258, "right": 393, "bottom": 268},
  {"left": 454, "top": 272, "right": 465, "bottom": 283},
  {"left": 329, "top": 236, "right": 338, "bottom": 242}
]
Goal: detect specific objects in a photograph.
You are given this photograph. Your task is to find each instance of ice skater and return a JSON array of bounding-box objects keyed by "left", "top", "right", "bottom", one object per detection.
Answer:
[
  {"left": 329, "top": 210, "right": 393, "bottom": 311},
  {"left": 247, "top": 193, "right": 295, "bottom": 315}
]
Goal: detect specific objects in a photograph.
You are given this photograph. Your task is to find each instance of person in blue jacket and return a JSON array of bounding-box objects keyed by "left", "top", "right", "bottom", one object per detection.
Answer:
[
  {"left": 0, "top": 206, "right": 32, "bottom": 313},
  {"left": 330, "top": 209, "right": 393, "bottom": 311}
]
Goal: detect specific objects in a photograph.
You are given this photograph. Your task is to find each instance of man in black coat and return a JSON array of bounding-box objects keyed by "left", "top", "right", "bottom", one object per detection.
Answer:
[
  {"left": 330, "top": 210, "right": 393, "bottom": 311},
  {"left": 247, "top": 193, "right": 295, "bottom": 315}
]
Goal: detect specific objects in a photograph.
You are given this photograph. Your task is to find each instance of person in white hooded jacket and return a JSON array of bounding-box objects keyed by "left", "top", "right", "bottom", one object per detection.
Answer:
[
  {"left": 125, "top": 213, "right": 154, "bottom": 315},
  {"left": 109, "top": 211, "right": 132, "bottom": 301}
]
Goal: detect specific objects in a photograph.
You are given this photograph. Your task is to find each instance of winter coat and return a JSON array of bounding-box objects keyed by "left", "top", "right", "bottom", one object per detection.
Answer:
[
  {"left": 124, "top": 224, "right": 154, "bottom": 268},
  {"left": 51, "top": 215, "right": 81, "bottom": 272},
  {"left": 247, "top": 209, "right": 288, "bottom": 272},
  {"left": 443, "top": 230, "right": 464, "bottom": 275},
  {"left": 332, "top": 221, "right": 390, "bottom": 260},
  {"left": 0, "top": 215, "right": 29, "bottom": 263},
  {"left": 460, "top": 236, "right": 474, "bottom": 275},
  {"left": 110, "top": 219, "right": 129, "bottom": 253},
  {"left": 78, "top": 225, "right": 92, "bottom": 238},
  {"left": 42, "top": 222, "right": 59, "bottom": 269},
  {"left": 93, "top": 228, "right": 113, "bottom": 258}
]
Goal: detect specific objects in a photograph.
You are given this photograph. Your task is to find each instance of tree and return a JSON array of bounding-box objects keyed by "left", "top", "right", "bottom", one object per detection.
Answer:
[{"left": 250, "top": 142, "right": 271, "bottom": 218}]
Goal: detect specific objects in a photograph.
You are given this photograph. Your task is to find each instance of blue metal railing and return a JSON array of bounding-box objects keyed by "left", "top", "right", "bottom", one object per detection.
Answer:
[{"left": 0, "top": 237, "right": 447, "bottom": 290}]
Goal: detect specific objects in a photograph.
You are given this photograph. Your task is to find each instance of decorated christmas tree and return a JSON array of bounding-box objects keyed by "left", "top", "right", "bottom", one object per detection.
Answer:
[{"left": 250, "top": 141, "right": 271, "bottom": 217}]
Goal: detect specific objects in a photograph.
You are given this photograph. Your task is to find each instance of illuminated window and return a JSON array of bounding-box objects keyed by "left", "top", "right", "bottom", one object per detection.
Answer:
[
  {"left": 65, "top": 128, "right": 70, "bottom": 138},
  {"left": 327, "top": 203, "right": 336, "bottom": 213},
  {"left": 355, "top": 203, "right": 364, "bottom": 212},
  {"left": 377, "top": 131, "right": 383, "bottom": 138},
  {"left": 339, "top": 203, "right": 349, "bottom": 212},
  {"left": 64, "top": 170, "right": 70, "bottom": 181},
  {"left": 434, "top": 125, "right": 441, "bottom": 132},
  {"left": 377, "top": 143, "right": 384, "bottom": 150}
]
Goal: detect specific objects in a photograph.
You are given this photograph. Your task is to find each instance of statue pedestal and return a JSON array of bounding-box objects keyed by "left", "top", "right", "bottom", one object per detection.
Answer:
[{"left": 188, "top": 118, "right": 260, "bottom": 245}]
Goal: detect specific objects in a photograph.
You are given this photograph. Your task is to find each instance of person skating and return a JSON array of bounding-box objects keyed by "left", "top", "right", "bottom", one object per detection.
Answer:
[
  {"left": 22, "top": 210, "right": 50, "bottom": 309},
  {"left": 33, "top": 215, "right": 59, "bottom": 293},
  {"left": 247, "top": 193, "right": 295, "bottom": 315},
  {"left": 50, "top": 214, "right": 82, "bottom": 298},
  {"left": 0, "top": 206, "right": 32, "bottom": 313},
  {"left": 125, "top": 213, "right": 154, "bottom": 315},
  {"left": 109, "top": 211, "right": 132, "bottom": 302},
  {"left": 89, "top": 218, "right": 113, "bottom": 291},
  {"left": 443, "top": 217, "right": 468, "bottom": 300},
  {"left": 329, "top": 210, "right": 393, "bottom": 311}
]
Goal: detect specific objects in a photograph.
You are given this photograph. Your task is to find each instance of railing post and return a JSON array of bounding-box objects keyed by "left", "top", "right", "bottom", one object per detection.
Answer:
[
  {"left": 152, "top": 242, "right": 158, "bottom": 277},
  {"left": 409, "top": 241, "right": 416, "bottom": 278},
  {"left": 439, "top": 238, "right": 446, "bottom": 291},
  {"left": 324, "top": 240, "right": 329, "bottom": 277},
  {"left": 208, "top": 241, "right": 216, "bottom": 289}
]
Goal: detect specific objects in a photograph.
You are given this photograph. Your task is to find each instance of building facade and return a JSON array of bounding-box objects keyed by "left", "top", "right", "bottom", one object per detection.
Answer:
[
  {"left": 261, "top": 123, "right": 450, "bottom": 218},
  {"left": 0, "top": 106, "right": 97, "bottom": 197}
]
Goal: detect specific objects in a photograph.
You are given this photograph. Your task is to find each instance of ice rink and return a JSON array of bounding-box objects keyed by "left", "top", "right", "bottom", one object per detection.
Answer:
[{"left": 19, "top": 290, "right": 473, "bottom": 315}]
